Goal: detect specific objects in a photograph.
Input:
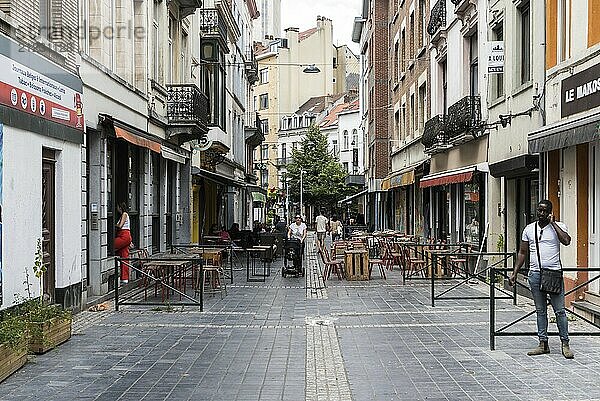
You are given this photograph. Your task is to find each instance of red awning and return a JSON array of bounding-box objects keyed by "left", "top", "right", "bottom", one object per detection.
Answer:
[
  {"left": 115, "top": 126, "right": 161, "bottom": 153},
  {"left": 420, "top": 170, "right": 474, "bottom": 188}
]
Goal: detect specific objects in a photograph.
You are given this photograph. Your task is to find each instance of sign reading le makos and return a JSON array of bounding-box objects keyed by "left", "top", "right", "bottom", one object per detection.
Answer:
[{"left": 561, "top": 62, "right": 600, "bottom": 118}]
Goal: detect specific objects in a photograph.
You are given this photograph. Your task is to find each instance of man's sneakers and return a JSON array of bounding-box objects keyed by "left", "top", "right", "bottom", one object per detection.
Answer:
[
  {"left": 527, "top": 340, "right": 574, "bottom": 359},
  {"left": 561, "top": 341, "right": 574, "bottom": 359},
  {"left": 527, "top": 341, "right": 550, "bottom": 356}
]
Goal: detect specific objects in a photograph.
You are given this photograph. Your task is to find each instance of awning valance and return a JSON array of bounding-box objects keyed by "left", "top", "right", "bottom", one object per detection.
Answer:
[
  {"left": 489, "top": 155, "right": 538, "bottom": 178},
  {"left": 114, "top": 126, "right": 161, "bottom": 153},
  {"left": 338, "top": 189, "right": 368, "bottom": 204},
  {"left": 252, "top": 192, "right": 266, "bottom": 203},
  {"left": 528, "top": 110, "right": 600, "bottom": 153},
  {"left": 161, "top": 146, "right": 187, "bottom": 164},
  {"left": 420, "top": 166, "right": 476, "bottom": 188}
]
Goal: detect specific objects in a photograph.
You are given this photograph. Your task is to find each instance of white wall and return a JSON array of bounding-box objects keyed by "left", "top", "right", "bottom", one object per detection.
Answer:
[
  {"left": 2, "top": 126, "right": 82, "bottom": 308},
  {"left": 337, "top": 110, "right": 363, "bottom": 173}
]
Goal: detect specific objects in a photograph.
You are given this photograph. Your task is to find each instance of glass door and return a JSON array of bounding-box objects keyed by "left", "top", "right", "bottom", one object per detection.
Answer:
[{"left": 590, "top": 142, "right": 600, "bottom": 294}]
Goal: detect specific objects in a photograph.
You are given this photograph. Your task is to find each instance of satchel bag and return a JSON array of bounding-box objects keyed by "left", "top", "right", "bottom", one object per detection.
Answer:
[{"left": 535, "top": 222, "right": 563, "bottom": 294}]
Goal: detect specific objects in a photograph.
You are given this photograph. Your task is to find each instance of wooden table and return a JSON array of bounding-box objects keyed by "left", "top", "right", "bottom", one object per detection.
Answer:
[
  {"left": 344, "top": 250, "right": 369, "bottom": 281},
  {"left": 142, "top": 257, "right": 197, "bottom": 301},
  {"left": 424, "top": 249, "right": 455, "bottom": 278}
]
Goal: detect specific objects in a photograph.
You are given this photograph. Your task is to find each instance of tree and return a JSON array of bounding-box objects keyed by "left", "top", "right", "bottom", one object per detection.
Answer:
[{"left": 286, "top": 125, "right": 354, "bottom": 213}]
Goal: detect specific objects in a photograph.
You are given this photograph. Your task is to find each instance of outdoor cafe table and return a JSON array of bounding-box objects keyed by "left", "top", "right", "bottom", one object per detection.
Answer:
[
  {"left": 142, "top": 254, "right": 198, "bottom": 301},
  {"left": 244, "top": 246, "right": 271, "bottom": 282},
  {"left": 424, "top": 248, "right": 457, "bottom": 278},
  {"left": 177, "top": 246, "right": 234, "bottom": 284}
]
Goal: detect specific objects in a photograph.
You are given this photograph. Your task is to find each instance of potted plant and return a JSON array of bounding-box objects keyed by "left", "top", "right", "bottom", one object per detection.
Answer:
[
  {"left": 22, "top": 239, "right": 72, "bottom": 354},
  {"left": 0, "top": 315, "right": 28, "bottom": 382}
]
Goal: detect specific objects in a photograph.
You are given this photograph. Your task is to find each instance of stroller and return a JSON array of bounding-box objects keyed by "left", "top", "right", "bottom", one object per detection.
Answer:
[{"left": 282, "top": 238, "right": 304, "bottom": 277}]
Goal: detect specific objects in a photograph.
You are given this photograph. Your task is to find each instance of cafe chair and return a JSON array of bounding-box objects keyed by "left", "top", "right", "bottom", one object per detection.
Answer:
[
  {"left": 318, "top": 247, "right": 343, "bottom": 280},
  {"left": 197, "top": 253, "right": 227, "bottom": 299}
]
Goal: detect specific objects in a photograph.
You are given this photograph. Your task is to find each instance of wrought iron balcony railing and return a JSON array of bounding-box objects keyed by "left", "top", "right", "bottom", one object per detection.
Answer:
[
  {"left": 198, "top": 9, "right": 228, "bottom": 45},
  {"left": 276, "top": 157, "right": 290, "bottom": 167},
  {"left": 245, "top": 47, "right": 258, "bottom": 84},
  {"left": 421, "top": 114, "right": 450, "bottom": 154},
  {"left": 446, "top": 95, "right": 482, "bottom": 141},
  {"left": 427, "top": 0, "right": 446, "bottom": 37},
  {"left": 166, "top": 84, "right": 208, "bottom": 143}
]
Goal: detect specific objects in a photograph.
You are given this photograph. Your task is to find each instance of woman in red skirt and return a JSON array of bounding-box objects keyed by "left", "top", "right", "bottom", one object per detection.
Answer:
[{"left": 114, "top": 202, "right": 132, "bottom": 284}]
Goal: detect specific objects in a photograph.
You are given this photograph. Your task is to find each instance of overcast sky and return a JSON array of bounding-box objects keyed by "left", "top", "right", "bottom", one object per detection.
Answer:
[{"left": 280, "top": 0, "right": 362, "bottom": 54}]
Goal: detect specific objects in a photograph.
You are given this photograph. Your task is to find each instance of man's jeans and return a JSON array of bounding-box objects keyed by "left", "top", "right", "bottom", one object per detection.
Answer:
[{"left": 528, "top": 270, "right": 569, "bottom": 342}]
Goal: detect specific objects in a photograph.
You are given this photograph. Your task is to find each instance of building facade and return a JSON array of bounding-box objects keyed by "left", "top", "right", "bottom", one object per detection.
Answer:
[
  {"left": 0, "top": 0, "right": 84, "bottom": 309},
  {"left": 253, "top": 0, "right": 281, "bottom": 43},
  {"left": 529, "top": 0, "right": 600, "bottom": 311}
]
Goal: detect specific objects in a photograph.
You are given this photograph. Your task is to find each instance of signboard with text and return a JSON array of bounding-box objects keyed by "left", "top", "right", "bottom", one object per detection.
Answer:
[
  {"left": 0, "top": 53, "right": 84, "bottom": 130},
  {"left": 561, "top": 62, "right": 600, "bottom": 118},
  {"left": 487, "top": 41, "right": 504, "bottom": 74}
]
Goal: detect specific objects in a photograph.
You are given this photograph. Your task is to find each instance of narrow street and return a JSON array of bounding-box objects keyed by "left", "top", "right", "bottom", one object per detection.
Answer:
[{"left": 2, "top": 234, "right": 600, "bottom": 401}]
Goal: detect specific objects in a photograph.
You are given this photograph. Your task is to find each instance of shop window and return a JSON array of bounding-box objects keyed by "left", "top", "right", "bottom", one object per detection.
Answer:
[
  {"left": 518, "top": 1, "right": 531, "bottom": 84},
  {"left": 463, "top": 179, "right": 484, "bottom": 246},
  {"left": 151, "top": 153, "right": 161, "bottom": 253}
]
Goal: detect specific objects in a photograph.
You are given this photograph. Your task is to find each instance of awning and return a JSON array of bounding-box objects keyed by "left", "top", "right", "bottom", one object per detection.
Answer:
[
  {"left": 114, "top": 126, "right": 161, "bottom": 153},
  {"left": 161, "top": 146, "right": 187, "bottom": 164},
  {"left": 420, "top": 166, "right": 476, "bottom": 188},
  {"left": 252, "top": 192, "right": 266, "bottom": 203},
  {"left": 489, "top": 155, "right": 538, "bottom": 178},
  {"left": 192, "top": 167, "right": 245, "bottom": 187},
  {"left": 529, "top": 110, "right": 600, "bottom": 153},
  {"left": 338, "top": 189, "right": 368, "bottom": 204}
]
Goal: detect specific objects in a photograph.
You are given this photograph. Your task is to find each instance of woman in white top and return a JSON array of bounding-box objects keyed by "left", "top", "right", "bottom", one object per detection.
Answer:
[{"left": 114, "top": 202, "right": 132, "bottom": 283}]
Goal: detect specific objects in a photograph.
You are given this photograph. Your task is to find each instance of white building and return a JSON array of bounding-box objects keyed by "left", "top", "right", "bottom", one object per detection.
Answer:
[{"left": 253, "top": 0, "right": 281, "bottom": 43}]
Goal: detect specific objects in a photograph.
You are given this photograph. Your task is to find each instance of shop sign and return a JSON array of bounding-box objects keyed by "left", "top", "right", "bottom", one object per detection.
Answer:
[
  {"left": 0, "top": 53, "right": 84, "bottom": 130},
  {"left": 487, "top": 41, "right": 504, "bottom": 74},
  {"left": 561, "top": 62, "right": 600, "bottom": 118}
]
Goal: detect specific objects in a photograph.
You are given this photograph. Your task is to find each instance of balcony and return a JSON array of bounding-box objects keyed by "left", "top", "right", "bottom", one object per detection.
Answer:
[
  {"left": 276, "top": 157, "right": 290, "bottom": 167},
  {"left": 446, "top": 95, "right": 482, "bottom": 145},
  {"left": 245, "top": 112, "right": 264, "bottom": 148},
  {"left": 245, "top": 47, "right": 258, "bottom": 84},
  {"left": 427, "top": 0, "right": 446, "bottom": 44},
  {"left": 198, "top": 9, "right": 229, "bottom": 52},
  {"left": 421, "top": 115, "right": 451, "bottom": 155},
  {"left": 178, "top": 0, "right": 202, "bottom": 18},
  {"left": 166, "top": 84, "right": 209, "bottom": 145},
  {"left": 450, "top": 0, "right": 473, "bottom": 14}
]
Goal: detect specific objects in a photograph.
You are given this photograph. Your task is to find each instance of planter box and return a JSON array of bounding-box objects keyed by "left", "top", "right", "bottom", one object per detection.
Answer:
[
  {"left": 0, "top": 341, "right": 27, "bottom": 383},
  {"left": 28, "top": 317, "right": 72, "bottom": 354}
]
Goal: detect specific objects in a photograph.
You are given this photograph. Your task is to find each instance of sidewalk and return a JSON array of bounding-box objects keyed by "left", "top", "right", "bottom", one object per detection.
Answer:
[{"left": 2, "top": 234, "right": 600, "bottom": 400}]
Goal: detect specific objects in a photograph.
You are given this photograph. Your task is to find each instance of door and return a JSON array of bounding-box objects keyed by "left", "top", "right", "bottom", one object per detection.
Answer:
[
  {"left": 42, "top": 149, "right": 56, "bottom": 302},
  {"left": 590, "top": 142, "right": 600, "bottom": 293}
]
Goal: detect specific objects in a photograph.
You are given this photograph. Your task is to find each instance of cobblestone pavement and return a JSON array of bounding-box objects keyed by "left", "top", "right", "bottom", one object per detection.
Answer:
[{"left": 2, "top": 234, "right": 600, "bottom": 400}]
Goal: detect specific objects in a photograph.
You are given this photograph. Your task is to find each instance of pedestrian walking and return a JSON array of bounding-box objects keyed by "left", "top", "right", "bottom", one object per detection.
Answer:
[
  {"left": 315, "top": 209, "right": 329, "bottom": 250},
  {"left": 330, "top": 215, "right": 343, "bottom": 242},
  {"left": 509, "top": 199, "right": 573, "bottom": 358},
  {"left": 288, "top": 214, "right": 307, "bottom": 256},
  {"left": 114, "top": 202, "right": 132, "bottom": 284}
]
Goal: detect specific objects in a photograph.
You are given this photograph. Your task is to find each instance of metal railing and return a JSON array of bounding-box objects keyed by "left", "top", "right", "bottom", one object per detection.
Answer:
[
  {"left": 422, "top": 114, "right": 450, "bottom": 153},
  {"left": 166, "top": 84, "right": 209, "bottom": 132},
  {"left": 490, "top": 266, "right": 600, "bottom": 350},
  {"left": 198, "top": 9, "right": 228, "bottom": 42},
  {"left": 446, "top": 95, "right": 482, "bottom": 139},
  {"left": 114, "top": 255, "right": 203, "bottom": 311},
  {"left": 427, "top": 0, "right": 446, "bottom": 36}
]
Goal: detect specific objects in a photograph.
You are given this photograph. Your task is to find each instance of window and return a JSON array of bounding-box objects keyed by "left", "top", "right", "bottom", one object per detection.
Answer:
[
  {"left": 419, "top": 0, "right": 426, "bottom": 49},
  {"left": 418, "top": 83, "right": 426, "bottom": 132},
  {"left": 401, "top": 29, "right": 406, "bottom": 71},
  {"left": 394, "top": 42, "right": 399, "bottom": 82},
  {"left": 343, "top": 130, "right": 349, "bottom": 150},
  {"left": 281, "top": 143, "right": 287, "bottom": 161},
  {"left": 518, "top": 2, "right": 531, "bottom": 84},
  {"left": 469, "top": 33, "right": 478, "bottom": 96},
  {"left": 261, "top": 170, "right": 268, "bottom": 188},
  {"left": 292, "top": 142, "right": 297, "bottom": 150},
  {"left": 260, "top": 119, "right": 268, "bottom": 134},
  {"left": 343, "top": 162, "right": 349, "bottom": 173},
  {"left": 168, "top": 15, "right": 175, "bottom": 84},
  {"left": 441, "top": 60, "right": 448, "bottom": 113},
  {"left": 333, "top": 139, "right": 339, "bottom": 156},
  {"left": 558, "top": 0, "right": 570, "bottom": 62},
  {"left": 410, "top": 93, "right": 415, "bottom": 136},
  {"left": 261, "top": 145, "right": 269, "bottom": 160},
  {"left": 394, "top": 111, "right": 400, "bottom": 142},
  {"left": 259, "top": 94, "right": 269, "bottom": 109},
  {"left": 260, "top": 68, "right": 269, "bottom": 84},
  {"left": 352, "top": 129, "right": 358, "bottom": 147},
  {"left": 181, "top": 31, "right": 188, "bottom": 82},
  {"left": 401, "top": 105, "right": 406, "bottom": 141},
  {"left": 409, "top": 12, "right": 415, "bottom": 59},
  {"left": 492, "top": 24, "right": 504, "bottom": 99},
  {"left": 39, "top": 0, "right": 52, "bottom": 39}
]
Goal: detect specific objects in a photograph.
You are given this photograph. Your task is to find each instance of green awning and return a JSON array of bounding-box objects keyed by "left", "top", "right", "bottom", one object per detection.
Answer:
[{"left": 252, "top": 192, "right": 266, "bottom": 203}]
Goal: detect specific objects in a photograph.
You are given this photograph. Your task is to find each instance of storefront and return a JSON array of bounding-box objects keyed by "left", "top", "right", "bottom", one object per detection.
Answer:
[
  {"left": 420, "top": 166, "right": 486, "bottom": 247},
  {"left": 0, "top": 36, "right": 84, "bottom": 309}
]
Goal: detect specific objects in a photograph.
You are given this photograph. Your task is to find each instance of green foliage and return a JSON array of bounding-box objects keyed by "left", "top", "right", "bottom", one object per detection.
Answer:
[
  {"left": 286, "top": 125, "right": 357, "bottom": 210},
  {"left": 496, "top": 234, "right": 504, "bottom": 252},
  {"left": 32, "top": 239, "right": 45, "bottom": 279},
  {"left": 17, "top": 299, "right": 71, "bottom": 323},
  {"left": 0, "top": 316, "right": 28, "bottom": 350}
]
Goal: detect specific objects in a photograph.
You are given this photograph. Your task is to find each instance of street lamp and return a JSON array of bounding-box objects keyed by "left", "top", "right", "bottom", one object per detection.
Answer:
[{"left": 299, "top": 169, "right": 305, "bottom": 218}]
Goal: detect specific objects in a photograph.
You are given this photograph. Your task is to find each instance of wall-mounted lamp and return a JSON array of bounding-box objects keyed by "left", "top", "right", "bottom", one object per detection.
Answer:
[{"left": 303, "top": 64, "right": 321, "bottom": 74}]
